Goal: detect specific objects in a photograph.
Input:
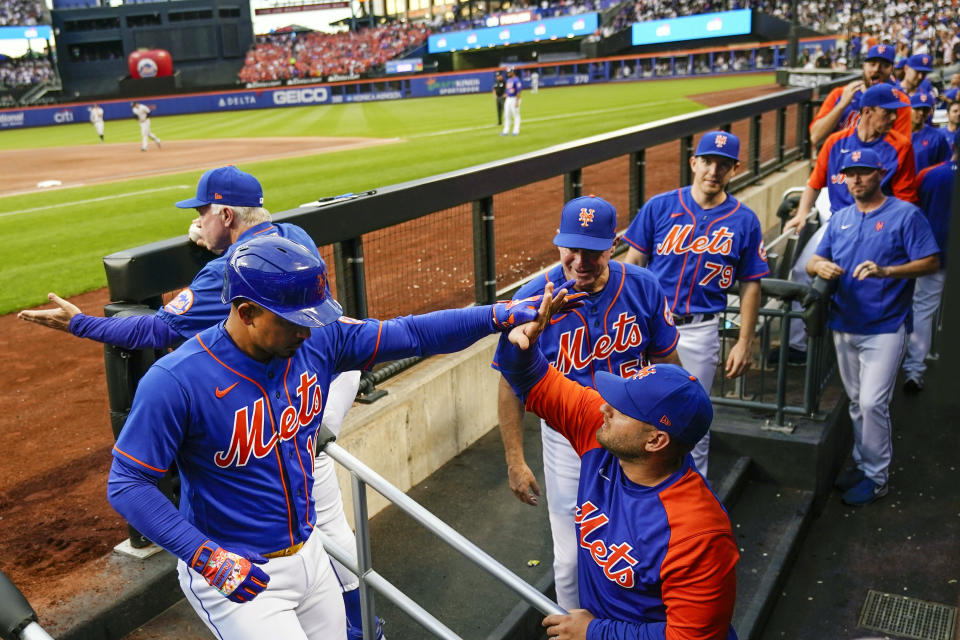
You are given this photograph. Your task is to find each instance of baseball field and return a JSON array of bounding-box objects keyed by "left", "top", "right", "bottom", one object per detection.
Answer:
[{"left": 0, "top": 73, "right": 776, "bottom": 316}]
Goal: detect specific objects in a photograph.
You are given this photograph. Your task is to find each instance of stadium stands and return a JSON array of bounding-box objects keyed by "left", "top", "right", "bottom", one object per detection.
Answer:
[
  {"left": 0, "top": 53, "right": 54, "bottom": 88},
  {"left": 0, "top": 0, "right": 46, "bottom": 26},
  {"left": 238, "top": 23, "right": 430, "bottom": 83}
]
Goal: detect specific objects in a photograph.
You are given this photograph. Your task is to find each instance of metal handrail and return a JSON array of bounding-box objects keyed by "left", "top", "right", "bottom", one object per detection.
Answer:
[{"left": 321, "top": 440, "right": 565, "bottom": 640}]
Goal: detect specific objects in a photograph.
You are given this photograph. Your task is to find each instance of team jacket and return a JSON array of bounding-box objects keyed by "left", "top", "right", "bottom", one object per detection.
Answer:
[
  {"left": 911, "top": 125, "right": 951, "bottom": 173},
  {"left": 492, "top": 262, "right": 679, "bottom": 392},
  {"left": 814, "top": 197, "right": 939, "bottom": 334},
  {"left": 108, "top": 306, "right": 499, "bottom": 563},
  {"left": 70, "top": 221, "right": 318, "bottom": 350},
  {"left": 622, "top": 187, "right": 769, "bottom": 315},
  {"left": 917, "top": 160, "right": 957, "bottom": 267},
  {"left": 495, "top": 336, "right": 739, "bottom": 640},
  {"left": 810, "top": 84, "right": 911, "bottom": 139},
  {"left": 808, "top": 128, "right": 918, "bottom": 212}
]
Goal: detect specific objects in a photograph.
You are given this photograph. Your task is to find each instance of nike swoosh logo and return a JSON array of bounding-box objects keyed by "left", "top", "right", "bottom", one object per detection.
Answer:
[
  {"left": 840, "top": 148, "right": 850, "bottom": 153},
  {"left": 215, "top": 382, "right": 239, "bottom": 398},
  {"left": 841, "top": 224, "right": 852, "bottom": 229}
]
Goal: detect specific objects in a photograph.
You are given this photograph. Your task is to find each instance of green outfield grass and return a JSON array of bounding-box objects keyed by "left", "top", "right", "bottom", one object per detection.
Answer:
[{"left": 0, "top": 73, "right": 774, "bottom": 315}]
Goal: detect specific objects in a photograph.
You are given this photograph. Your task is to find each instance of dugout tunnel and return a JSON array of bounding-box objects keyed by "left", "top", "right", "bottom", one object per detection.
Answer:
[{"left": 94, "top": 81, "right": 867, "bottom": 638}]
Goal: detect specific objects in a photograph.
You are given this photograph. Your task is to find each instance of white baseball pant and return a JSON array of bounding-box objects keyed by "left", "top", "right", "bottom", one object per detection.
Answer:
[
  {"left": 902, "top": 269, "right": 946, "bottom": 379},
  {"left": 540, "top": 421, "right": 583, "bottom": 611},
  {"left": 832, "top": 327, "right": 906, "bottom": 486},
  {"left": 178, "top": 529, "right": 347, "bottom": 640},
  {"left": 502, "top": 97, "right": 520, "bottom": 135},
  {"left": 93, "top": 121, "right": 104, "bottom": 136},
  {"left": 675, "top": 318, "right": 721, "bottom": 477},
  {"left": 140, "top": 119, "right": 160, "bottom": 150},
  {"left": 788, "top": 224, "right": 829, "bottom": 351}
]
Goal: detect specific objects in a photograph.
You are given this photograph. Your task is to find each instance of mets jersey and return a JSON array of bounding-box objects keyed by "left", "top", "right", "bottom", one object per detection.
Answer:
[
  {"left": 496, "top": 340, "right": 739, "bottom": 640},
  {"left": 917, "top": 160, "right": 957, "bottom": 266},
  {"left": 814, "top": 197, "right": 939, "bottom": 334},
  {"left": 622, "top": 187, "right": 770, "bottom": 315},
  {"left": 505, "top": 75, "right": 522, "bottom": 97},
  {"left": 110, "top": 306, "right": 499, "bottom": 564},
  {"left": 494, "top": 262, "right": 679, "bottom": 390},
  {"left": 911, "top": 125, "right": 950, "bottom": 172},
  {"left": 811, "top": 85, "right": 911, "bottom": 139},
  {"left": 808, "top": 128, "right": 918, "bottom": 212}
]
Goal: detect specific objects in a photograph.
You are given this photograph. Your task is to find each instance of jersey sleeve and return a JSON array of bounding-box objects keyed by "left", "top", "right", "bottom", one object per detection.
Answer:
[
  {"left": 155, "top": 260, "right": 230, "bottom": 338},
  {"left": 892, "top": 92, "right": 912, "bottom": 139},
  {"left": 622, "top": 199, "right": 657, "bottom": 254},
  {"left": 69, "top": 313, "right": 182, "bottom": 349},
  {"left": 112, "top": 366, "right": 189, "bottom": 476},
  {"left": 901, "top": 206, "right": 941, "bottom": 261},
  {"left": 814, "top": 221, "right": 834, "bottom": 261},
  {"left": 735, "top": 215, "right": 770, "bottom": 281},
  {"left": 808, "top": 134, "right": 839, "bottom": 190},
  {"left": 892, "top": 139, "right": 919, "bottom": 203},
  {"left": 809, "top": 87, "right": 843, "bottom": 132},
  {"left": 645, "top": 286, "right": 680, "bottom": 359}
]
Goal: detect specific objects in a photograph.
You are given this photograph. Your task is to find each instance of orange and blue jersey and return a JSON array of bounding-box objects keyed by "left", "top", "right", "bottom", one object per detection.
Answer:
[
  {"left": 492, "top": 262, "right": 679, "bottom": 391},
  {"left": 911, "top": 125, "right": 951, "bottom": 172},
  {"left": 495, "top": 337, "right": 739, "bottom": 640},
  {"left": 622, "top": 187, "right": 769, "bottom": 315},
  {"left": 811, "top": 84, "right": 911, "bottom": 139},
  {"left": 109, "top": 305, "right": 502, "bottom": 563},
  {"left": 808, "top": 127, "right": 918, "bottom": 212},
  {"left": 814, "top": 197, "right": 939, "bottom": 334},
  {"left": 917, "top": 160, "right": 957, "bottom": 266}
]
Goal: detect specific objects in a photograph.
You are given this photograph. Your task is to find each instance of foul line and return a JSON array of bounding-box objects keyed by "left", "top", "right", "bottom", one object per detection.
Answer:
[{"left": 0, "top": 185, "right": 192, "bottom": 218}]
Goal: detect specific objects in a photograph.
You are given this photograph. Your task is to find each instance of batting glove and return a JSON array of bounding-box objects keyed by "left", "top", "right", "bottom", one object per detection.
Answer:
[
  {"left": 189, "top": 543, "right": 270, "bottom": 603},
  {"left": 491, "top": 279, "right": 586, "bottom": 330}
]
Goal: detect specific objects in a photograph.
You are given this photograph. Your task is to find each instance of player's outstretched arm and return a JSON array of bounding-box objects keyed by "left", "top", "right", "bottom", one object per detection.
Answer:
[{"left": 17, "top": 292, "right": 80, "bottom": 332}]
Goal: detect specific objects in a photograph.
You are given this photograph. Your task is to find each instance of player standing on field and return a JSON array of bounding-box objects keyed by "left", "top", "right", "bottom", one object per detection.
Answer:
[
  {"left": 501, "top": 68, "right": 522, "bottom": 137},
  {"left": 806, "top": 148, "right": 939, "bottom": 506},
  {"left": 495, "top": 291, "right": 739, "bottom": 639},
  {"left": 131, "top": 101, "right": 162, "bottom": 151},
  {"left": 493, "top": 70, "right": 506, "bottom": 126},
  {"left": 622, "top": 131, "right": 769, "bottom": 477},
  {"left": 107, "top": 235, "right": 584, "bottom": 639},
  {"left": 89, "top": 103, "right": 104, "bottom": 142},
  {"left": 495, "top": 195, "right": 680, "bottom": 610}
]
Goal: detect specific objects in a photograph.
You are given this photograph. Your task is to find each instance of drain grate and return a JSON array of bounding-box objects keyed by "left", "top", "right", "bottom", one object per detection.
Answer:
[{"left": 858, "top": 590, "right": 957, "bottom": 640}]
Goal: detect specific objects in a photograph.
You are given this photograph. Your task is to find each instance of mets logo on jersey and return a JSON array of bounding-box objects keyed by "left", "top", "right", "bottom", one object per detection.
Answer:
[
  {"left": 554, "top": 312, "right": 644, "bottom": 375},
  {"left": 575, "top": 501, "right": 638, "bottom": 588},
  {"left": 875, "top": 221, "right": 884, "bottom": 232},
  {"left": 830, "top": 173, "right": 847, "bottom": 185},
  {"left": 214, "top": 371, "right": 323, "bottom": 468},
  {"left": 656, "top": 225, "right": 734, "bottom": 256},
  {"left": 164, "top": 289, "right": 195, "bottom": 315},
  {"left": 579, "top": 208, "right": 595, "bottom": 227}
]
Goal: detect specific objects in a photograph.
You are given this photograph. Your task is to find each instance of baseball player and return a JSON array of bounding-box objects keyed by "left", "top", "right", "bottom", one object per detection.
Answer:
[
  {"left": 17, "top": 166, "right": 374, "bottom": 636},
  {"left": 899, "top": 53, "right": 935, "bottom": 99},
  {"left": 131, "top": 101, "right": 162, "bottom": 151},
  {"left": 493, "top": 71, "right": 506, "bottom": 126},
  {"left": 501, "top": 68, "right": 522, "bottom": 137},
  {"left": 107, "top": 235, "right": 584, "bottom": 639},
  {"left": 809, "top": 44, "right": 911, "bottom": 146},
  {"left": 780, "top": 84, "right": 919, "bottom": 359},
  {"left": 939, "top": 99, "right": 960, "bottom": 151},
  {"left": 622, "top": 131, "right": 770, "bottom": 477},
  {"left": 494, "top": 195, "right": 680, "bottom": 610},
  {"left": 902, "top": 153, "right": 956, "bottom": 392},
  {"left": 910, "top": 92, "right": 950, "bottom": 172},
  {"left": 89, "top": 103, "right": 104, "bottom": 142},
  {"left": 494, "top": 297, "right": 738, "bottom": 639},
  {"left": 805, "top": 148, "right": 939, "bottom": 506}
]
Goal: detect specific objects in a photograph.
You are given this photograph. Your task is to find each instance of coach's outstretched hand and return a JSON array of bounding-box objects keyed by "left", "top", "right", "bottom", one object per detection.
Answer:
[
  {"left": 17, "top": 292, "right": 82, "bottom": 332},
  {"left": 493, "top": 279, "right": 585, "bottom": 336},
  {"left": 507, "top": 280, "right": 586, "bottom": 350},
  {"left": 191, "top": 545, "right": 270, "bottom": 603}
]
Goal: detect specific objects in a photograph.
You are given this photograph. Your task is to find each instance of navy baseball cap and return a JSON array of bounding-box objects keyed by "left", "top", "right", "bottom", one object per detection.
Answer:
[
  {"left": 839, "top": 148, "right": 885, "bottom": 173},
  {"left": 553, "top": 195, "right": 617, "bottom": 251},
  {"left": 865, "top": 44, "right": 895, "bottom": 63},
  {"left": 910, "top": 91, "right": 935, "bottom": 109},
  {"left": 906, "top": 53, "right": 933, "bottom": 72},
  {"left": 695, "top": 131, "right": 740, "bottom": 161},
  {"left": 176, "top": 166, "right": 265, "bottom": 209},
  {"left": 595, "top": 364, "right": 712, "bottom": 449},
  {"left": 861, "top": 84, "right": 904, "bottom": 109}
]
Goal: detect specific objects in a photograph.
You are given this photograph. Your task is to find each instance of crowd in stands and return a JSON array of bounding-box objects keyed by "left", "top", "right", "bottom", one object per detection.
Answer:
[
  {"left": 0, "top": 0, "right": 46, "bottom": 26},
  {"left": 238, "top": 23, "right": 429, "bottom": 83},
  {"left": 0, "top": 53, "right": 54, "bottom": 89}
]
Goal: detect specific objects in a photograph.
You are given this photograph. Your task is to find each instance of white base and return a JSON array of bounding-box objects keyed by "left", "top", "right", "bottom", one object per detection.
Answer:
[{"left": 113, "top": 538, "right": 164, "bottom": 559}]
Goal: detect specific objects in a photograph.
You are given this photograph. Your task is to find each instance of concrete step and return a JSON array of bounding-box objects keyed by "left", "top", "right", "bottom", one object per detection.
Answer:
[{"left": 727, "top": 481, "right": 815, "bottom": 640}]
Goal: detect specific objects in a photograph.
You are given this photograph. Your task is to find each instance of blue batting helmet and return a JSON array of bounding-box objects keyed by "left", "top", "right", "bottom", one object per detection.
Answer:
[{"left": 222, "top": 236, "right": 342, "bottom": 327}]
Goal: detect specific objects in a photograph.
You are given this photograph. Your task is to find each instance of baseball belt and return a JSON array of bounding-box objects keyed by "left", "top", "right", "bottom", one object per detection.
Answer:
[
  {"left": 672, "top": 313, "right": 716, "bottom": 326},
  {"left": 263, "top": 541, "right": 306, "bottom": 559}
]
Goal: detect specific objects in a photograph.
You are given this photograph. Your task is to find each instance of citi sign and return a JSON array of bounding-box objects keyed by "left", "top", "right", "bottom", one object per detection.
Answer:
[
  {"left": 272, "top": 88, "right": 329, "bottom": 105},
  {"left": 54, "top": 109, "right": 74, "bottom": 123}
]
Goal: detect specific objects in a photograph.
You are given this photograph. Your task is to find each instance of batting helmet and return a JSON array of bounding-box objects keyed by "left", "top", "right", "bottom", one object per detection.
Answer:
[{"left": 222, "top": 236, "right": 342, "bottom": 327}]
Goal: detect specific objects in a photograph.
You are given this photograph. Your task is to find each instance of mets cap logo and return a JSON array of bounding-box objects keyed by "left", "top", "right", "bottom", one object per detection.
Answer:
[
  {"left": 579, "top": 208, "right": 595, "bottom": 227},
  {"left": 715, "top": 134, "right": 728, "bottom": 148},
  {"left": 852, "top": 150, "right": 861, "bottom": 162},
  {"left": 316, "top": 271, "right": 328, "bottom": 295},
  {"left": 921, "top": 93, "right": 929, "bottom": 103},
  {"left": 923, "top": 55, "right": 930, "bottom": 65},
  {"left": 877, "top": 45, "right": 886, "bottom": 53},
  {"left": 875, "top": 221, "right": 884, "bottom": 232}
]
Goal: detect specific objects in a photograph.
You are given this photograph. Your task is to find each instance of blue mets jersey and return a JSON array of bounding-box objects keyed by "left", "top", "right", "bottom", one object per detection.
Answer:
[
  {"left": 110, "top": 306, "right": 498, "bottom": 563},
  {"left": 622, "top": 187, "right": 769, "bottom": 315},
  {"left": 505, "top": 75, "right": 522, "bottom": 97},
  {"left": 912, "top": 125, "right": 951, "bottom": 172},
  {"left": 917, "top": 160, "right": 957, "bottom": 267},
  {"left": 495, "top": 341, "right": 739, "bottom": 640},
  {"left": 495, "top": 262, "right": 678, "bottom": 390},
  {"left": 815, "top": 197, "right": 940, "bottom": 334}
]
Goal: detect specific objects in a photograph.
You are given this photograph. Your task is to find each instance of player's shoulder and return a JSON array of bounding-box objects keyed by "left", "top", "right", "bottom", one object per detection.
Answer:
[
  {"left": 884, "top": 128, "right": 912, "bottom": 148},
  {"left": 515, "top": 268, "right": 559, "bottom": 298},
  {"left": 617, "top": 260, "right": 663, "bottom": 288}
]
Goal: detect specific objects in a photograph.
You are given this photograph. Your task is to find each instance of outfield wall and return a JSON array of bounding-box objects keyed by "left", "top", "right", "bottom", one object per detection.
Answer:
[{"left": 0, "top": 35, "right": 838, "bottom": 130}]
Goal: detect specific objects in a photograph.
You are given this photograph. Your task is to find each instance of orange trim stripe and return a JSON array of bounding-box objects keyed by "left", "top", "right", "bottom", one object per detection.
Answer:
[
  {"left": 620, "top": 234, "right": 648, "bottom": 253},
  {"left": 282, "top": 360, "right": 314, "bottom": 527},
  {"left": 251, "top": 225, "right": 277, "bottom": 236},
  {"left": 197, "top": 335, "right": 296, "bottom": 547},
  {"left": 672, "top": 188, "right": 697, "bottom": 312},
  {"left": 684, "top": 199, "right": 740, "bottom": 314},
  {"left": 362, "top": 321, "right": 384, "bottom": 371},
  {"left": 113, "top": 445, "right": 168, "bottom": 474},
  {"left": 601, "top": 263, "right": 627, "bottom": 374},
  {"left": 649, "top": 329, "right": 680, "bottom": 356}
]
